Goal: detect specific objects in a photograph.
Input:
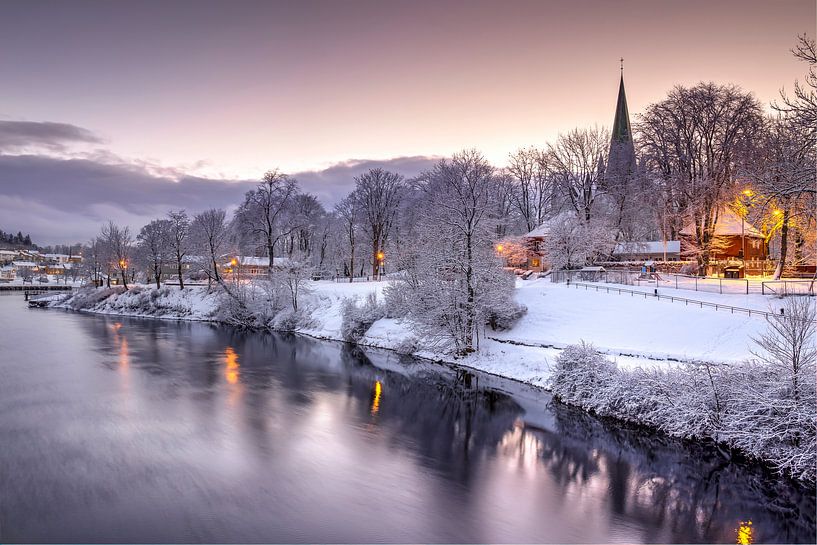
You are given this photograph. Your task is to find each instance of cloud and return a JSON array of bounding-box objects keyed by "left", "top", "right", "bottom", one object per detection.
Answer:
[
  {"left": 0, "top": 120, "right": 102, "bottom": 152},
  {"left": 292, "top": 155, "right": 440, "bottom": 206},
  {"left": 0, "top": 151, "right": 439, "bottom": 245}
]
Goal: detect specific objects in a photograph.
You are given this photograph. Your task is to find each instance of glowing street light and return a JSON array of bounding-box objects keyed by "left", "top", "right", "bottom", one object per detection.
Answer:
[{"left": 495, "top": 244, "right": 504, "bottom": 253}]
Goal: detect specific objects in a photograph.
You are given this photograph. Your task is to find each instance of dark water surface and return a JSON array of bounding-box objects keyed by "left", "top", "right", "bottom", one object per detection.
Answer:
[{"left": 0, "top": 295, "right": 814, "bottom": 543}]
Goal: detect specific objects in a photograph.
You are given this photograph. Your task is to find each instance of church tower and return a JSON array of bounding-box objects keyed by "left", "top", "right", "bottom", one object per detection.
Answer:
[{"left": 605, "top": 60, "right": 637, "bottom": 185}]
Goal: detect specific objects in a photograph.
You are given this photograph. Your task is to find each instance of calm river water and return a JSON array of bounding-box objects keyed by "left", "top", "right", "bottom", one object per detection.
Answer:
[{"left": 0, "top": 295, "right": 814, "bottom": 543}]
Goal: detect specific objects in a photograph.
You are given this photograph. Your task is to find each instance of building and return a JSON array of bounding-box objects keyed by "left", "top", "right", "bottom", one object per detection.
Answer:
[
  {"left": 44, "top": 253, "right": 82, "bottom": 264},
  {"left": 0, "top": 250, "right": 17, "bottom": 265},
  {"left": 226, "top": 256, "right": 293, "bottom": 277},
  {"left": 0, "top": 265, "right": 15, "bottom": 282},
  {"left": 679, "top": 209, "right": 767, "bottom": 261},
  {"left": 11, "top": 261, "right": 39, "bottom": 276},
  {"left": 612, "top": 241, "right": 681, "bottom": 261}
]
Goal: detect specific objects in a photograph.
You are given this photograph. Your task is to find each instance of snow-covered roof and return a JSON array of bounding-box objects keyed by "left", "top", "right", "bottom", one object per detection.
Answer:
[
  {"left": 0, "top": 250, "right": 17, "bottom": 255},
  {"left": 524, "top": 210, "right": 579, "bottom": 238},
  {"left": 613, "top": 241, "right": 680, "bottom": 255},
  {"left": 236, "top": 256, "right": 293, "bottom": 267},
  {"left": 12, "top": 261, "right": 37, "bottom": 267},
  {"left": 680, "top": 209, "right": 763, "bottom": 238}
]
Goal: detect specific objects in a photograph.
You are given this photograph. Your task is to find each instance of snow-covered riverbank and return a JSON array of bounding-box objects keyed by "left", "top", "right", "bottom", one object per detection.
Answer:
[{"left": 48, "top": 277, "right": 775, "bottom": 385}]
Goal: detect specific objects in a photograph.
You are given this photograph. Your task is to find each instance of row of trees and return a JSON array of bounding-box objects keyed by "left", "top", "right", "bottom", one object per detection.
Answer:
[{"left": 0, "top": 230, "right": 33, "bottom": 248}]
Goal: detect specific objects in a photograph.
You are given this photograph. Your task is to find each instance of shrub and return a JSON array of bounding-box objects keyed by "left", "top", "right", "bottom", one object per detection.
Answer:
[{"left": 340, "top": 293, "right": 385, "bottom": 343}]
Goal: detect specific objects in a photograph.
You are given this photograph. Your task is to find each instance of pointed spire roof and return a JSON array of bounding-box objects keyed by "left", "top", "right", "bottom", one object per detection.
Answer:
[
  {"left": 611, "top": 71, "right": 633, "bottom": 144},
  {"left": 605, "top": 62, "right": 637, "bottom": 184}
]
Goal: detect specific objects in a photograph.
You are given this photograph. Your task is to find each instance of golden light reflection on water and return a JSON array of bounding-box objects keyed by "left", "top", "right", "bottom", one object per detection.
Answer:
[
  {"left": 370, "top": 381, "right": 382, "bottom": 415},
  {"left": 224, "top": 347, "right": 240, "bottom": 384},
  {"left": 109, "top": 322, "right": 128, "bottom": 372},
  {"left": 737, "top": 521, "right": 754, "bottom": 544}
]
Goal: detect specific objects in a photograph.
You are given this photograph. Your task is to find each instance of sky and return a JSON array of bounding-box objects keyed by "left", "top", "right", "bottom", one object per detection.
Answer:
[{"left": 0, "top": 0, "right": 813, "bottom": 244}]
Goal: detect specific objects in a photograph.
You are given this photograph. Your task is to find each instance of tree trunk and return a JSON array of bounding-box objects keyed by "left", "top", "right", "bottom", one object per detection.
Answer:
[
  {"left": 372, "top": 240, "right": 379, "bottom": 280},
  {"left": 177, "top": 255, "right": 185, "bottom": 289},
  {"left": 120, "top": 269, "right": 128, "bottom": 290},
  {"left": 773, "top": 207, "right": 790, "bottom": 280}
]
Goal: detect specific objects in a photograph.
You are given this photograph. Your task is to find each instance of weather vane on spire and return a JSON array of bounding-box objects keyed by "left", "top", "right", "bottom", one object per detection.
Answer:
[{"left": 620, "top": 57, "right": 624, "bottom": 75}]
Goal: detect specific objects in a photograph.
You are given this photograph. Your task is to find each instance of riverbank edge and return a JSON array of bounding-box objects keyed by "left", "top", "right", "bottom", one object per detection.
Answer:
[{"left": 40, "top": 292, "right": 813, "bottom": 486}]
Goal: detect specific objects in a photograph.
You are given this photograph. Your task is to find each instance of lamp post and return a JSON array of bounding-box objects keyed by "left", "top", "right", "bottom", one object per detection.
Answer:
[
  {"left": 376, "top": 251, "right": 385, "bottom": 281},
  {"left": 740, "top": 189, "right": 754, "bottom": 274}
]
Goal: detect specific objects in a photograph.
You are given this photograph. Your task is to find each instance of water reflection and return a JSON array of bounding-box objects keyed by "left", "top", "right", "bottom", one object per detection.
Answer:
[
  {"left": 224, "top": 346, "right": 239, "bottom": 384},
  {"left": 370, "top": 380, "right": 382, "bottom": 416},
  {"left": 0, "top": 303, "right": 814, "bottom": 544}
]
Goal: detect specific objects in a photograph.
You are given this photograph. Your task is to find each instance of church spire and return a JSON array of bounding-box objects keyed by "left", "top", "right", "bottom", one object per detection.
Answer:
[
  {"left": 611, "top": 65, "right": 633, "bottom": 144},
  {"left": 605, "top": 61, "right": 637, "bottom": 184}
]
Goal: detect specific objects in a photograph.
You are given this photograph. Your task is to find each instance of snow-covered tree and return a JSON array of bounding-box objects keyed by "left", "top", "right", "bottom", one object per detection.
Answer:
[
  {"left": 507, "top": 146, "right": 553, "bottom": 232},
  {"left": 774, "top": 34, "right": 817, "bottom": 142},
  {"left": 234, "top": 169, "right": 300, "bottom": 273},
  {"left": 137, "top": 218, "right": 172, "bottom": 289},
  {"left": 191, "top": 208, "right": 230, "bottom": 286},
  {"left": 352, "top": 168, "right": 404, "bottom": 279},
  {"left": 549, "top": 127, "right": 609, "bottom": 223},
  {"left": 100, "top": 220, "right": 132, "bottom": 289},
  {"left": 638, "top": 83, "right": 763, "bottom": 275},
  {"left": 544, "top": 213, "right": 613, "bottom": 270},
  {"left": 334, "top": 195, "right": 360, "bottom": 281},
  {"left": 167, "top": 209, "right": 190, "bottom": 289},
  {"left": 397, "top": 149, "right": 524, "bottom": 355},
  {"left": 751, "top": 116, "right": 816, "bottom": 278}
]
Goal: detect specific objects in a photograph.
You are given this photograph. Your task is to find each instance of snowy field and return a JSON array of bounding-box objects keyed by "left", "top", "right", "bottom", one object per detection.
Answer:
[{"left": 48, "top": 276, "right": 793, "bottom": 390}]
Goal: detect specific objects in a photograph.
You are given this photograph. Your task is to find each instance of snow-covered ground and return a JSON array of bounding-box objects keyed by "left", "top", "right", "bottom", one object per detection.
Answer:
[{"left": 49, "top": 276, "right": 787, "bottom": 390}]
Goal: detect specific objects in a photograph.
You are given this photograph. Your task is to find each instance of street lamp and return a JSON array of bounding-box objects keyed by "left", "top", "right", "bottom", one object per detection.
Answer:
[{"left": 376, "top": 251, "right": 385, "bottom": 280}]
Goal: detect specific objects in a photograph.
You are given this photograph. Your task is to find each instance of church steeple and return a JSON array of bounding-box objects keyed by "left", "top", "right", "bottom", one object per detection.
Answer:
[
  {"left": 606, "top": 61, "right": 636, "bottom": 183},
  {"left": 611, "top": 60, "right": 633, "bottom": 145}
]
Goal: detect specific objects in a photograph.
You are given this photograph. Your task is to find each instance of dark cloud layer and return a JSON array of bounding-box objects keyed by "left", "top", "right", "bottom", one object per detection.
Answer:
[
  {"left": 0, "top": 150, "right": 438, "bottom": 244},
  {"left": 0, "top": 120, "right": 101, "bottom": 152}
]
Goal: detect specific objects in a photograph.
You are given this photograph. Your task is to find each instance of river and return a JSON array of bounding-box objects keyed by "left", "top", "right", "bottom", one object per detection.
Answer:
[{"left": 0, "top": 295, "right": 813, "bottom": 543}]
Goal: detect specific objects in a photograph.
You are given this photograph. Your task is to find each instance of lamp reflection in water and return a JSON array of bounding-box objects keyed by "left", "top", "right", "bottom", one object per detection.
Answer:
[
  {"left": 370, "top": 380, "right": 382, "bottom": 415},
  {"left": 109, "top": 322, "right": 128, "bottom": 371},
  {"left": 736, "top": 520, "right": 754, "bottom": 544},
  {"left": 224, "top": 347, "right": 240, "bottom": 384}
]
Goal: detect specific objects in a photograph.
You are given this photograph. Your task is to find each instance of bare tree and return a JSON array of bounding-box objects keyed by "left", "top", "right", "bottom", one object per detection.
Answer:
[
  {"left": 137, "top": 219, "right": 172, "bottom": 289},
  {"left": 290, "top": 193, "right": 325, "bottom": 258},
  {"left": 167, "top": 210, "right": 190, "bottom": 289},
  {"left": 408, "top": 149, "right": 520, "bottom": 354},
  {"left": 352, "top": 168, "right": 404, "bottom": 279},
  {"left": 752, "top": 297, "right": 816, "bottom": 409},
  {"left": 100, "top": 221, "right": 133, "bottom": 289},
  {"left": 507, "top": 147, "right": 553, "bottom": 232},
  {"left": 234, "top": 169, "right": 299, "bottom": 274},
  {"left": 639, "top": 83, "right": 763, "bottom": 275},
  {"left": 752, "top": 117, "right": 816, "bottom": 278},
  {"left": 774, "top": 34, "right": 817, "bottom": 141},
  {"left": 191, "top": 209, "right": 230, "bottom": 286},
  {"left": 334, "top": 195, "right": 359, "bottom": 282},
  {"left": 549, "top": 127, "right": 609, "bottom": 223}
]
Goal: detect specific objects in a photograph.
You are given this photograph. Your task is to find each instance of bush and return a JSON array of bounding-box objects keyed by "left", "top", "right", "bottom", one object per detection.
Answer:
[
  {"left": 60, "top": 286, "right": 124, "bottom": 310},
  {"left": 548, "top": 341, "right": 816, "bottom": 482},
  {"left": 340, "top": 293, "right": 385, "bottom": 343}
]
